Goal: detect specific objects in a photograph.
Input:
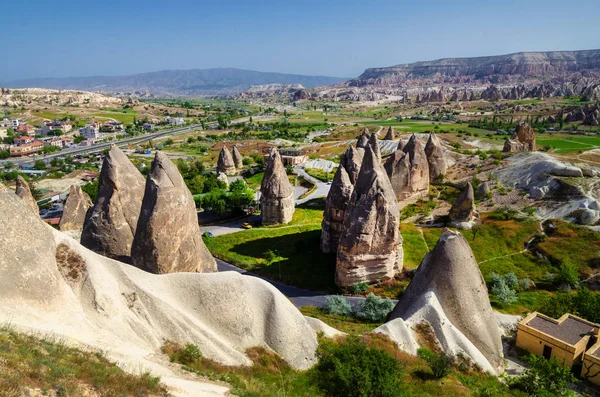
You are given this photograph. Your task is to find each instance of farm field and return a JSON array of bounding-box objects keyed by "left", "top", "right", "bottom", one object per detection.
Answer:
[
  {"left": 362, "top": 120, "right": 489, "bottom": 135},
  {"left": 536, "top": 134, "right": 600, "bottom": 153}
]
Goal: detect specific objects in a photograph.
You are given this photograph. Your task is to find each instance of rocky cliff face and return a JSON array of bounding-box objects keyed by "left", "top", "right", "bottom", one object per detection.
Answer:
[
  {"left": 132, "top": 152, "right": 217, "bottom": 274},
  {"left": 81, "top": 146, "right": 146, "bottom": 261},
  {"left": 377, "top": 229, "right": 505, "bottom": 374},
  {"left": 336, "top": 146, "right": 403, "bottom": 287},
  {"left": 348, "top": 49, "right": 600, "bottom": 88}
]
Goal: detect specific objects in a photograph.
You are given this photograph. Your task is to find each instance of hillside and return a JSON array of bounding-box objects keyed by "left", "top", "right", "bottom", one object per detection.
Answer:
[
  {"left": 7, "top": 68, "right": 347, "bottom": 95},
  {"left": 348, "top": 49, "right": 600, "bottom": 88}
]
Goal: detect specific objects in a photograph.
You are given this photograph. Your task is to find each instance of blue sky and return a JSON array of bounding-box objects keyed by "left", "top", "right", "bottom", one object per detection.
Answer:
[{"left": 2, "top": 0, "right": 599, "bottom": 80}]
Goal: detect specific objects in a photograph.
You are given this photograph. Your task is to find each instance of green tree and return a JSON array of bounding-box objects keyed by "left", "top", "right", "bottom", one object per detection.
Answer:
[
  {"left": 510, "top": 354, "right": 576, "bottom": 396},
  {"left": 34, "top": 160, "right": 46, "bottom": 170},
  {"left": 417, "top": 348, "right": 451, "bottom": 379}
]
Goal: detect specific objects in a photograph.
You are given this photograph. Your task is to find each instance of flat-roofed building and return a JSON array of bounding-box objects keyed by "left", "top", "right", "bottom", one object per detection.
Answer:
[
  {"left": 582, "top": 341, "right": 600, "bottom": 386},
  {"left": 516, "top": 312, "right": 599, "bottom": 369}
]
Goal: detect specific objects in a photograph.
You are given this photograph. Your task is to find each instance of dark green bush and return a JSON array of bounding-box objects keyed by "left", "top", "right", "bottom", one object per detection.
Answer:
[
  {"left": 417, "top": 348, "right": 451, "bottom": 379},
  {"left": 509, "top": 354, "right": 576, "bottom": 396},
  {"left": 310, "top": 336, "right": 406, "bottom": 397}
]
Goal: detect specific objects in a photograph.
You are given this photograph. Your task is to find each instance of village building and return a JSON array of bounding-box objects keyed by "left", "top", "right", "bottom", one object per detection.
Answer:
[
  {"left": 278, "top": 148, "right": 308, "bottom": 166},
  {"left": 164, "top": 116, "right": 185, "bottom": 126},
  {"left": 79, "top": 123, "right": 101, "bottom": 139},
  {"left": 582, "top": 341, "right": 600, "bottom": 386},
  {"left": 516, "top": 312, "right": 599, "bottom": 370},
  {"left": 17, "top": 124, "right": 36, "bottom": 136},
  {"left": 14, "top": 135, "right": 34, "bottom": 145},
  {"left": 10, "top": 141, "right": 44, "bottom": 157}
]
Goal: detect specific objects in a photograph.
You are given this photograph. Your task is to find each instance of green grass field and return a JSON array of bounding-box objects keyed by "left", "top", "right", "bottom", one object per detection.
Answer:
[
  {"left": 362, "top": 120, "right": 488, "bottom": 135},
  {"left": 536, "top": 134, "right": 600, "bottom": 153}
]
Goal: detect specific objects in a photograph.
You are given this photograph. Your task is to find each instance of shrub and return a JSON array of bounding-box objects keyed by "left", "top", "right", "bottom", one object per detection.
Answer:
[
  {"left": 323, "top": 295, "right": 353, "bottom": 316},
  {"left": 555, "top": 262, "right": 579, "bottom": 289},
  {"left": 355, "top": 293, "right": 395, "bottom": 322},
  {"left": 491, "top": 279, "right": 517, "bottom": 305},
  {"left": 504, "top": 272, "right": 518, "bottom": 289},
  {"left": 519, "top": 278, "right": 532, "bottom": 291},
  {"left": 510, "top": 354, "right": 576, "bottom": 396},
  {"left": 350, "top": 282, "right": 370, "bottom": 294},
  {"left": 417, "top": 348, "right": 452, "bottom": 379},
  {"left": 310, "top": 336, "right": 406, "bottom": 397}
]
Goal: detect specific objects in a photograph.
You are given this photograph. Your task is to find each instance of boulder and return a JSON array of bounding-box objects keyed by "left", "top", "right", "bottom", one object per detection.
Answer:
[
  {"left": 260, "top": 148, "right": 295, "bottom": 225},
  {"left": 232, "top": 145, "right": 244, "bottom": 169},
  {"left": 449, "top": 183, "right": 480, "bottom": 229},
  {"left": 384, "top": 134, "right": 429, "bottom": 200},
  {"left": 336, "top": 146, "right": 403, "bottom": 287},
  {"left": 550, "top": 165, "right": 583, "bottom": 177},
  {"left": 132, "top": 151, "right": 217, "bottom": 274},
  {"left": 15, "top": 176, "right": 38, "bottom": 215},
  {"left": 339, "top": 145, "right": 363, "bottom": 185},
  {"left": 81, "top": 145, "right": 146, "bottom": 261},
  {"left": 476, "top": 181, "right": 492, "bottom": 200},
  {"left": 217, "top": 146, "right": 236, "bottom": 175},
  {"left": 377, "top": 229, "right": 505, "bottom": 374},
  {"left": 59, "top": 185, "right": 92, "bottom": 232},
  {"left": 217, "top": 172, "right": 230, "bottom": 188},
  {"left": 424, "top": 133, "right": 447, "bottom": 182},
  {"left": 321, "top": 166, "right": 353, "bottom": 254},
  {"left": 383, "top": 126, "right": 395, "bottom": 140},
  {"left": 503, "top": 123, "right": 535, "bottom": 152}
]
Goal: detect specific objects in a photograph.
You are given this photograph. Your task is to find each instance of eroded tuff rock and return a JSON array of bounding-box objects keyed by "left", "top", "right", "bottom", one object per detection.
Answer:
[
  {"left": 339, "top": 145, "right": 363, "bottom": 185},
  {"left": 321, "top": 166, "right": 353, "bottom": 254},
  {"left": 59, "top": 185, "right": 92, "bottom": 232},
  {"left": 132, "top": 151, "right": 217, "bottom": 274},
  {"left": 336, "top": 146, "right": 403, "bottom": 286},
  {"left": 356, "top": 128, "right": 370, "bottom": 149},
  {"left": 0, "top": 186, "right": 320, "bottom": 373},
  {"left": 367, "top": 132, "right": 382, "bottom": 160},
  {"left": 503, "top": 123, "right": 535, "bottom": 152},
  {"left": 383, "top": 126, "right": 395, "bottom": 140},
  {"left": 15, "top": 176, "right": 38, "bottom": 215},
  {"left": 424, "top": 133, "right": 447, "bottom": 182},
  {"left": 260, "top": 147, "right": 294, "bottom": 225},
  {"left": 384, "top": 135, "right": 429, "bottom": 200},
  {"left": 232, "top": 145, "right": 244, "bottom": 168},
  {"left": 81, "top": 145, "right": 145, "bottom": 260},
  {"left": 449, "top": 182, "right": 480, "bottom": 228},
  {"left": 217, "top": 146, "right": 236, "bottom": 175},
  {"left": 376, "top": 229, "right": 505, "bottom": 374}
]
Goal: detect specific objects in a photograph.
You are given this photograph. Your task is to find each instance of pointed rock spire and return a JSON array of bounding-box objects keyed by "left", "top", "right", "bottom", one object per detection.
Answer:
[
  {"left": 15, "top": 176, "right": 38, "bottom": 215},
  {"left": 59, "top": 185, "right": 92, "bottom": 232},
  {"left": 424, "top": 133, "right": 447, "bottom": 182},
  {"left": 503, "top": 123, "right": 535, "bottom": 152},
  {"left": 217, "top": 146, "right": 236, "bottom": 175},
  {"left": 384, "top": 135, "right": 429, "bottom": 200},
  {"left": 383, "top": 126, "right": 395, "bottom": 140},
  {"left": 132, "top": 151, "right": 216, "bottom": 274},
  {"left": 367, "top": 132, "right": 381, "bottom": 160},
  {"left": 81, "top": 145, "right": 146, "bottom": 261},
  {"left": 336, "top": 146, "right": 403, "bottom": 286},
  {"left": 356, "top": 127, "right": 370, "bottom": 149},
  {"left": 449, "top": 182, "right": 479, "bottom": 228},
  {"left": 321, "top": 166, "right": 353, "bottom": 253},
  {"left": 339, "top": 145, "right": 363, "bottom": 185},
  {"left": 384, "top": 229, "right": 504, "bottom": 374},
  {"left": 232, "top": 145, "right": 244, "bottom": 168},
  {"left": 260, "top": 147, "right": 295, "bottom": 225}
]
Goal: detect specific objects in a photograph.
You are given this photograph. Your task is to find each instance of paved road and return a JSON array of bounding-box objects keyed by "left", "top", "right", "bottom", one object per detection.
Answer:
[
  {"left": 2, "top": 123, "right": 205, "bottom": 168},
  {"left": 216, "top": 258, "right": 378, "bottom": 308},
  {"left": 294, "top": 166, "right": 331, "bottom": 205}
]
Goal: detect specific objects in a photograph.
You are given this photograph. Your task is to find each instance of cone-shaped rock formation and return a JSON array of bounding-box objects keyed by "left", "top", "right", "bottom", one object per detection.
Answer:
[
  {"left": 217, "top": 146, "right": 236, "bottom": 175},
  {"left": 336, "top": 146, "right": 403, "bottom": 287},
  {"left": 232, "top": 145, "right": 244, "bottom": 169},
  {"left": 321, "top": 166, "right": 353, "bottom": 253},
  {"left": 356, "top": 128, "right": 370, "bottom": 149},
  {"left": 424, "top": 133, "right": 447, "bottom": 182},
  {"left": 59, "top": 185, "right": 92, "bottom": 232},
  {"left": 503, "top": 123, "right": 535, "bottom": 152},
  {"left": 81, "top": 145, "right": 146, "bottom": 261},
  {"left": 132, "top": 151, "right": 217, "bottom": 274},
  {"left": 339, "top": 145, "right": 363, "bottom": 185},
  {"left": 384, "top": 135, "right": 429, "bottom": 200},
  {"left": 378, "top": 229, "right": 504, "bottom": 374},
  {"left": 15, "top": 176, "right": 38, "bottom": 215},
  {"left": 368, "top": 132, "right": 381, "bottom": 160},
  {"left": 383, "top": 126, "right": 395, "bottom": 140},
  {"left": 449, "top": 182, "right": 480, "bottom": 229},
  {"left": 260, "top": 147, "right": 295, "bottom": 225}
]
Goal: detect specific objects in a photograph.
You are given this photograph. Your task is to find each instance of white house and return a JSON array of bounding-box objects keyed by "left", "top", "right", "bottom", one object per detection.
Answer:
[
  {"left": 164, "top": 116, "right": 185, "bottom": 126},
  {"left": 79, "top": 123, "right": 100, "bottom": 139}
]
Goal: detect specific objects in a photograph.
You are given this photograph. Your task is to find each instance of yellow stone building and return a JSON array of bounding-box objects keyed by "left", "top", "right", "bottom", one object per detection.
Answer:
[{"left": 516, "top": 312, "right": 598, "bottom": 369}]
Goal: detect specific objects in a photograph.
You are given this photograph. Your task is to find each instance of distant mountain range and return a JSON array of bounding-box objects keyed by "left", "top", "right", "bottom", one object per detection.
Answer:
[
  {"left": 347, "top": 49, "right": 600, "bottom": 88},
  {"left": 6, "top": 68, "right": 348, "bottom": 95}
]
